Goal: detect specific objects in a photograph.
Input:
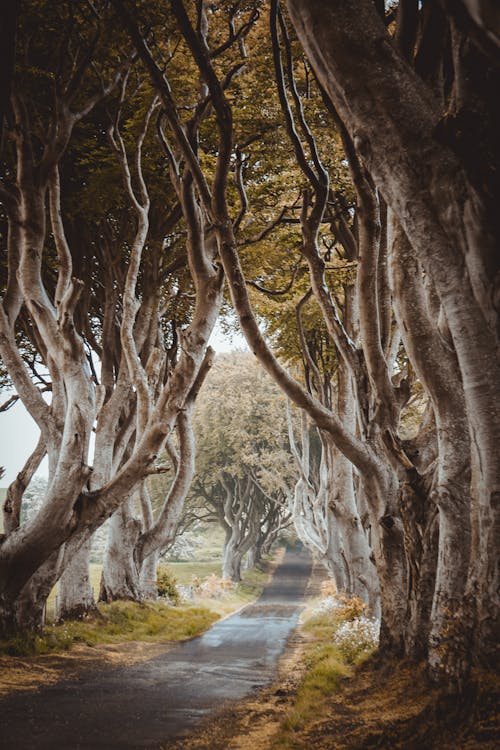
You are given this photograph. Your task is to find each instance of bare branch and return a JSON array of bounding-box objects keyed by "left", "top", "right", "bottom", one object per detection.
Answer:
[
  {"left": 237, "top": 202, "right": 294, "bottom": 247},
  {"left": 0, "top": 394, "right": 19, "bottom": 412},
  {"left": 49, "top": 166, "right": 73, "bottom": 307},
  {"left": 209, "top": 6, "right": 259, "bottom": 59},
  {"left": 247, "top": 261, "right": 300, "bottom": 297},
  {"left": 109, "top": 0, "right": 212, "bottom": 209},
  {"left": 2, "top": 435, "right": 46, "bottom": 536}
]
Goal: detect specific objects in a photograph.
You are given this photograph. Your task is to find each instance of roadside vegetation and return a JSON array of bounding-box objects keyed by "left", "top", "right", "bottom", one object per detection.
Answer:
[
  {"left": 0, "top": 553, "right": 279, "bottom": 658},
  {"left": 268, "top": 592, "right": 498, "bottom": 750},
  {"left": 0, "top": 603, "right": 219, "bottom": 657},
  {"left": 271, "top": 594, "right": 378, "bottom": 748}
]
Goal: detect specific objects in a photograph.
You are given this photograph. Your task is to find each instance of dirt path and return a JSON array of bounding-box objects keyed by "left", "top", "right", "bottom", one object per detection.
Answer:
[{"left": 0, "top": 547, "right": 313, "bottom": 750}]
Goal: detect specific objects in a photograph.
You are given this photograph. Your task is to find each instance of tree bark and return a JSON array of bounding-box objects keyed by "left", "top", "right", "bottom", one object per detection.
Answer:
[
  {"left": 99, "top": 500, "right": 142, "bottom": 603},
  {"left": 389, "top": 216, "right": 473, "bottom": 680},
  {"left": 329, "top": 367, "right": 380, "bottom": 615},
  {"left": 222, "top": 538, "right": 244, "bottom": 583},
  {"left": 57, "top": 539, "right": 97, "bottom": 620}
]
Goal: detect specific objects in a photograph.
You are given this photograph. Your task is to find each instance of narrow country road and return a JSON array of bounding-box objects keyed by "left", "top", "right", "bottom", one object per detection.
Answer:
[{"left": 0, "top": 547, "right": 313, "bottom": 749}]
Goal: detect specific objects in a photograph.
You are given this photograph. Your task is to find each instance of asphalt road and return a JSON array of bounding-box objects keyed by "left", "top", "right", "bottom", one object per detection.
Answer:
[{"left": 0, "top": 546, "right": 313, "bottom": 750}]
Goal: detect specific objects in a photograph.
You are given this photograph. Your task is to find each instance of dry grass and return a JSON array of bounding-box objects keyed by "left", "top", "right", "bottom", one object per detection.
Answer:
[
  {"left": 269, "top": 597, "right": 376, "bottom": 749},
  {"left": 278, "top": 658, "right": 500, "bottom": 750}
]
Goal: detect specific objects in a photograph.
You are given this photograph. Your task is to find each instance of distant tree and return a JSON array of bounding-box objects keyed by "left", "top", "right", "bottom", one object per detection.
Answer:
[
  {"left": 19, "top": 477, "right": 48, "bottom": 525},
  {"left": 192, "top": 353, "right": 293, "bottom": 582}
]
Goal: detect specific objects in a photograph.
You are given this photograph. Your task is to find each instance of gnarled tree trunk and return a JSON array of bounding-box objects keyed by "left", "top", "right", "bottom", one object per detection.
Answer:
[{"left": 286, "top": 0, "right": 500, "bottom": 667}]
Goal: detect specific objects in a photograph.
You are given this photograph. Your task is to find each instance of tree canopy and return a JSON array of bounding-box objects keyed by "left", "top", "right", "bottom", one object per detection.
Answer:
[{"left": 0, "top": 0, "right": 498, "bottom": 693}]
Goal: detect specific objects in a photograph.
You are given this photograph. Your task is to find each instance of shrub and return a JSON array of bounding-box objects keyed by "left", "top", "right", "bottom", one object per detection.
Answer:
[
  {"left": 312, "top": 593, "right": 368, "bottom": 621},
  {"left": 198, "top": 574, "right": 234, "bottom": 599},
  {"left": 332, "top": 617, "right": 379, "bottom": 663},
  {"left": 156, "top": 566, "right": 180, "bottom": 605}
]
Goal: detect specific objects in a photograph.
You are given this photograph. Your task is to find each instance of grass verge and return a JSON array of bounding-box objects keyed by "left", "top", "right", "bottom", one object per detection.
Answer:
[
  {"left": 0, "top": 602, "right": 219, "bottom": 657},
  {"left": 269, "top": 593, "right": 499, "bottom": 750},
  {"left": 271, "top": 596, "right": 377, "bottom": 749}
]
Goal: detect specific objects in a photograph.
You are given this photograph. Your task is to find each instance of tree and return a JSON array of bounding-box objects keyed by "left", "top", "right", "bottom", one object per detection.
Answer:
[
  {"left": 1, "top": 0, "right": 497, "bottom": 694},
  {"left": 281, "top": 0, "right": 499, "bottom": 682},
  {"left": 192, "top": 353, "right": 293, "bottom": 582},
  {"left": 110, "top": 0, "right": 498, "bottom": 686},
  {"left": 0, "top": 0, "right": 223, "bottom": 633}
]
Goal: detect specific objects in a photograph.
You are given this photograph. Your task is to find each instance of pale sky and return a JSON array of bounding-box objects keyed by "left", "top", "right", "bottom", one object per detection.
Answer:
[{"left": 0, "top": 322, "right": 248, "bottom": 485}]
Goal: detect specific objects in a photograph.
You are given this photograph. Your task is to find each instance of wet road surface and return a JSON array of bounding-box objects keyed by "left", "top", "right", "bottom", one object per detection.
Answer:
[{"left": 0, "top": 547, "right": 312, "bottom": 749}]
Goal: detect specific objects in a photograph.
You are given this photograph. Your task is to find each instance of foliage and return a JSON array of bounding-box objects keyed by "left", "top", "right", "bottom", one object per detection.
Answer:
[
  {"left": 156, "top": 566, "right": 180, "bottom": 605},
  {"left": 311, "top": 593, "right": 369, "bottom": 622},
  {"left": 193, "top": 352, "right": 295, "bottom": 492},
  {"left": 331, "top": 617, "right": 380, "bottom": 664}
]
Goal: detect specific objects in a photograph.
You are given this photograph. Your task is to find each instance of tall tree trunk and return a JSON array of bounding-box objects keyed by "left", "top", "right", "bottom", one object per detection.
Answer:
[
  {"left": 399, "top": 475, "right": 439, "bottom": 659},
  {"left": 8, "top": 550, "right": 63, "bottom": 635},
  {"left": 99, "top": 500, "right": 142, "bottom": 602},
  {"left": 139, "top": 551, "right": 158, "bottom": 600},
  {"left": 389, "top": 217, "right": 473, "bottom": 680},
  {"left": 57, "top": 539, "right": 97, "bottom": 620},
  {"left": 322, "top": 514, "right": 350, "bottom": 594},
  {"left": 222, "top": 536, "right": 243, "bottom": 583},
  {"left": 246, "top": 545, "right": 258, "bottom": 570},
  {"left": 330, "top": 368, "right": 380, "bottom": 614},
  {"left": 362, "top": 466, "right": 409, "bottom": 656}
]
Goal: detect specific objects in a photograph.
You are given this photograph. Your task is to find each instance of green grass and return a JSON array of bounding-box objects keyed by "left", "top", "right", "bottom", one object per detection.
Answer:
[
  {"left": 0, "top": 601, "right": 219, "bottom": 656},
  {"left": 167, "top": 561, "right": 222, "bottom": 584},
  {"left": 279, "top": 644, "right": 349, "bottom": 736},
  {"left": 44, "top": 561, "right": 223, "bottom": 621}
]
